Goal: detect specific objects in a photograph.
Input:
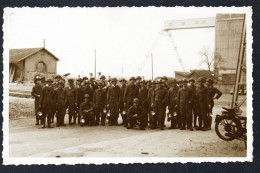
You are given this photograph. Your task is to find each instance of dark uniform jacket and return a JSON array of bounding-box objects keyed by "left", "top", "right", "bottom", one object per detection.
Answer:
[
  {"left": 127, "top": 105, "right": 143, "bottom": 118},
  {"left": 138, "top": 87, "right": 149, "bottom": 108},
  {"left": 93, "top": 88, "right": 106, "bottom": 108},
  {"left": 76, "top": 85, "right": 83, "bottom": 106},
  {"left": 65, "top": 86, "right": 77, "bottom": 103},
  {"left": 177, "top": 86, "right": 193, "bottom": 106},
  {"left": 207, "top": 86, "right": 222, "bottom": 106},
  {"left": 119, "top": 85, "right": 126, "bottom": 110},
  {"left": 107, "top": 85, "right": 121, "bottom": 107},
  {"left": 82, "top": 86, "right": 94, "bottom": 102},
  {"left": 80, "top": 101, "right": 94, "bottom": 116},
  {"left": 54, "top": 88, "right": 67, "bottom": 106},
  {"left": 168, "top": 85, "right": 179, "bottom": 108},
  {"left": 196, "top": 85, "right": 209, "bottom": 109},
  {"left": 189, "top": 85, "right": 198, "bottom": 103},
  {"left": 148, "top": 87, "right": 155, "bottom": 106},
  {"left": 32, "top": 84, "right": 43, "bottom": 101},
  {"left": 40, "top": 85, "right": 56, "bottom": 109},
  {"left": 152, "top": 87, "right": 168, "bottom": 107},
  {"left": 124, "top": 84, "right": 139, "bottom": 105}
]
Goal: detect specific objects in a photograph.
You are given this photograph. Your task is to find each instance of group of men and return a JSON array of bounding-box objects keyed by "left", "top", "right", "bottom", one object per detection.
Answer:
[{"left": 31, "top": 74, "right": 222, "bottom": 131}]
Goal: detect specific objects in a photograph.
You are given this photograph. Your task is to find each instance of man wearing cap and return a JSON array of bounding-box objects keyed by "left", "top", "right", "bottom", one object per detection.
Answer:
[
  {"left": 76, "top": 78, "right": 83, "bottom": 124},
  {"left": 65, "top": 78, "right": 77, "bottom": 125},
  {"left": 188, "top": 78, "right": 199, "bottom": 128},
  {"left": 135, "top": 76, "right": 142, "bottom": 89},
  {"left": 206, "top": 78, "right": 222, "bottom": 130},
  {"left": 151, "top": 80, "right": 168, "bottom": 130},
  {"left": 168, "top": 78, "right": 179, "bottom": 129},
  {"left": 119, "top": 78, "right": 127, "bottom": 126},
  {"left": 127, "top": 98, "right": 145, "bottom": 130},
  {"left": 138, "top": 80, "right": 149, "bottom": 127},
  {"left": 107, "top": 78, "right": 121, "bottom": 126},
  {"left": 100, "top": 75, "right": 106, "bottom": 86},
  {"left": 177, "top": 79, "right": 193, "bottom": 130},
  {"left": 196, "top": 77, "right": 210, "bottom": 131},
  {"left": 54, "top": 81, "right": 67, "bottom": 127},
  {"left": 90, "top": 77, "right": 98, "bottom": 90},
  {"left": 39, "top": 78, "right": 55, "bottom": 128},
  {"left": 93, "top": 81, "right": 107, "bottom": 126},
  {"left": 80, "top": 94, "right": 94, "bottom": 126},
  {"left": 32, "top": 75, "right": 43, "bottom": 125},
  {"left": 146, "top": 80, "right": 152, "bottom": 89},
  {"left": 162, "top": 76, "right": 169, "bottom": 90},
  {"left": 124, "top": 77, "right": 139, "bottom": 127},
  {"left": 52, "top": 75, "right": 62, "bottom": 89}
]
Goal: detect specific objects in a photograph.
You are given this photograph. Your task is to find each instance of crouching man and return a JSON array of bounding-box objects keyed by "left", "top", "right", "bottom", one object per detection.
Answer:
[
  {"left": 79, "top": 94, "right": 94, "bottom": 126},
  {"left": 127, "top": 98, "right": 145, "bottom": 130}
]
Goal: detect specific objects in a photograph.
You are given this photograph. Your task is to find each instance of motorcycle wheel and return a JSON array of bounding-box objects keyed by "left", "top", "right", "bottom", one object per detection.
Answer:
[{"left": 215, "top": 115, "right": 242, "bottom": 141}]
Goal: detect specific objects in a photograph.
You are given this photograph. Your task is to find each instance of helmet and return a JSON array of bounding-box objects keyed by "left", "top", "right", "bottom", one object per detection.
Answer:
[
  {"left": 197, "top": 77, "right": 205, "bottom": 83},
  {"left": 133, "top": 98, "right": 139, "bottom": 103},
  {"left": 130, "top": 77, "right": 136, "bottom": 81},
  {"left": 46, "top": 78, "right": 53, "bottom": 83},
  {"left": 136, "top": 76, "right": 142, "bottom": 80},
  {"left": 76, "top": 78, "right": 82, "bottom": 82},
  {"left": 120, "top": 78, "right": 126, "bottom": 82},
  {"left": 182, "top": 79, "right": 188, "bottom": 83},
  {"left": 100, "top": 75, "right": 106, "bottom": 80},
  {"left": 90, "top": 77, "right": 95, "bottom": 81},
  {"left": 189, "top": 78, "right": 195, "bottom": 83},
  {"left": 112, "top": 78, "right": 117, "bottom": 82},
  {"left": 55, "top": 75, "right": 62, "bottom": 79},
  {"left": 206, "top": 78, "right": 213, "bottom": 84},
  {"left": 82, "top": 76, "right": 88, "bottom": 80},
  {"left": 68, "top": 78, "right": 74, "bottom": 83}
]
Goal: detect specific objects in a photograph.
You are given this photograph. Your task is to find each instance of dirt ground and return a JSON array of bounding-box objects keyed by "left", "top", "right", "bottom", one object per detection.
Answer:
[{"left": 8, "top": 95, "right": 247, "bottom": 158}]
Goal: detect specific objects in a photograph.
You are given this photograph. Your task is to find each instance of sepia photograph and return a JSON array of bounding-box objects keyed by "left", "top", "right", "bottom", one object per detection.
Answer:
[{"left": 2, "top": 7, "right": 253, "bottom": 164}]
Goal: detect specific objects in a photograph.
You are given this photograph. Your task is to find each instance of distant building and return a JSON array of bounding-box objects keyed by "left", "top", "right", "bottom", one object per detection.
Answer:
[
  {"left": 174, "top": 70, "right": 213, "bottom": 81},
  {"left": 9, "top": 47, "right": 59, "bottom": 82}
]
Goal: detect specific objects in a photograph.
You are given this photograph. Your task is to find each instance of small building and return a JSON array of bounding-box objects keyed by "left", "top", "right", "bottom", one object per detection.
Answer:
[
  {"left": 9, "top": 47, "right": 59, "bottom": 82},
  {"left": 174, "top": 70, "right": 213, "bottom": 81}
]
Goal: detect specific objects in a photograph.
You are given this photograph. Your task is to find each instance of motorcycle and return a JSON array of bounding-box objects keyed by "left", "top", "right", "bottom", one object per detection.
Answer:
[{"left": 215, "top": 104, "right": 247, "bottom": 148}]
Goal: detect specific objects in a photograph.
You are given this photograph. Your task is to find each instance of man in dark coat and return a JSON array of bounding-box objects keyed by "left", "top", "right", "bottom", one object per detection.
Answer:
[
  {"left": 168, "top": 78, "right": 179, "bottom": 129},
  {"left": 189, "top": 78, "right": 199, "bottom": 128},
  {"left": 54, "top": 81, "right": 67, "bottom": 127},
  {"left": 80, "top": 94, "right": 94, "bottom": 126},
  {"left": 138, "top": 80, "right": 149, "bottom": 127},
  {"left": 119, "top": 78, "right": 127, "bottom": 126},
  {"left": 93, "top": 81, "right": 107, "bottom": 126},
  {"left": 177, "top": 79, "right": 193, "bottom": 130},
  {"left": 124, "top": 77, "right": 139, "bottom": 127},
  {"left": 65, "top": 78, "right": 77, "bottom": 125},
  {"left": 127, "top": 98, "right": 145, "bottom": 130},
  {"left": 151, "top": 80, "right": 168, "bottom": 130},
  {"left": 107, "top": 78, "right": 121, "bottom": 126},
  {"left": 39, "top": 78, "right": 55, "bottom": 128},
  {"left": 206, "top": 78, "right": 222, "bottom": 129},
  {"left": 196, "top": 77, "right": 210, "bottom": 131},
  {"left": 31, "top": 75, "right": 43, "bottom": 125}
]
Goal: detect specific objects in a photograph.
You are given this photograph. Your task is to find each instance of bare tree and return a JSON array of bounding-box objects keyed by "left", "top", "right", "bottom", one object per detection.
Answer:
[{"left": 199, "top": 47, "right": 222, "bottom": 82}]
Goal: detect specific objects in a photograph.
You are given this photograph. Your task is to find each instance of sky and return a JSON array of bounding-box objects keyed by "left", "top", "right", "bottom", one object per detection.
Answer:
[{"left": 4, "top": 7, "right": 245, "bottom": 79}]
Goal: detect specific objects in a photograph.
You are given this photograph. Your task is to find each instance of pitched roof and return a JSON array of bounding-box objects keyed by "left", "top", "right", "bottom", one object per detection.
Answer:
[
  {"left": 9, "top": 47, "right": 59, "bottom": 63},
  {"left": 190, "top": 70, "right": 213, "bottom": 78},
  {"left": 175, "top": 71, "right": 192, "bottom": 77}
]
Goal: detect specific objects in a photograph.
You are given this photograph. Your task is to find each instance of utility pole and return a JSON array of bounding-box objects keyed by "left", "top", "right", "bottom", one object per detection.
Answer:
[
  {"left": 43, "top": 39, "right": 45, "bottom": 48},
  {"left": 94, "top": 49, "right": 96, "bottom": 79},
  {"left": 151, "top": 54, "right": 154, "bottom": 80}
]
